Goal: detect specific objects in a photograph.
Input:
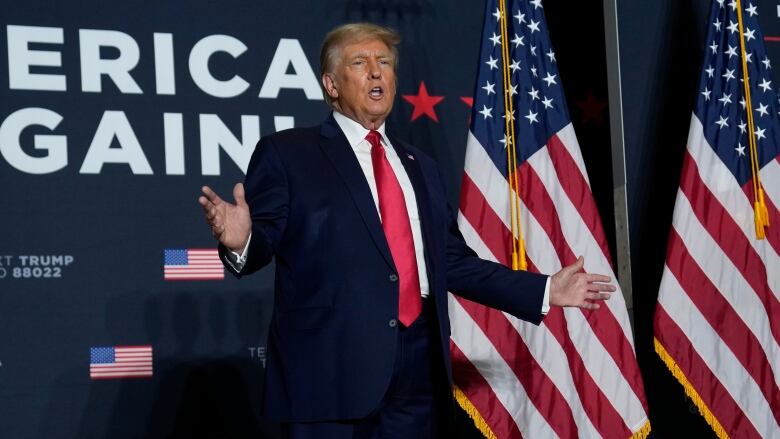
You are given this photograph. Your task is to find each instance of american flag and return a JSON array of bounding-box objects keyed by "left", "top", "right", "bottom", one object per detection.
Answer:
[
  {"left": 163, "top": 248, "right": 224, "bottom": 280},
  {"left": 450, "top": 0, "right": 650, "bottom": 437},
  {"left": 90, "top": 345, "right": 153, "bottom": 379},
  {"left": 653, "top": 0, "right": 780, "bottom": 437}
]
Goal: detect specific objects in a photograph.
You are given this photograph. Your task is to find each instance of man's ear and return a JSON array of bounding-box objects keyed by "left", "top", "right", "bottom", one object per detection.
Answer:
[{"left": 322, "top": 74, "right": 339, "bottom": 100}]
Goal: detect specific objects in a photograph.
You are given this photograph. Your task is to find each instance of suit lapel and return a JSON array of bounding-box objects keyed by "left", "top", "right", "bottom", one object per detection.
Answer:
[
  {"left": 388, "top": 133, "right": 440, "bottom": 284},
  {"left": 319, "top": 115, "right": 395, "bottom": 269}
]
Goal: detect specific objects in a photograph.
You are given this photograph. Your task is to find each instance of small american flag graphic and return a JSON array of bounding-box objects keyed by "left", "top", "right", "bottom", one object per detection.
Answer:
[
  {"left": 90, "top": 345, "right": 153, "bottom": 379},
  {"left": 163, "top": 248, "right": 224, "bottom": 280}
]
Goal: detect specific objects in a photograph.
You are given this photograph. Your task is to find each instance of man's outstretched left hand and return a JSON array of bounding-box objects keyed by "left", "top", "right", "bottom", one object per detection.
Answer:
[{"left": 549, "top": 256, "right": 615, "bottom": 310}]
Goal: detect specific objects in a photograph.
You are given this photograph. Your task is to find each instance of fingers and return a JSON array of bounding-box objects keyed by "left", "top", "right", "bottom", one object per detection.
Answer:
[
  {"left": 198, "top": 187, "right": 223, "bottom": 231},
  {"left": 560, "top": 256, "right": 584, "bottom": 276},
  {"left": 233, "top": 183, "right": 247, "bottom": 206},
  {"left": 586, "top": 281, "right": 616, "bottom": 293},
  {"left": 572, "top": 256, "right": 584, "bottom": 271},
  {"left": 201, "top": 186, "right": 224, "bottom": 206},
  {"left": 585, "top": 291, "right": 612, "bottom": 302},
  {"left": 584, "top": 273, "right": 612, "bottom": 284}
]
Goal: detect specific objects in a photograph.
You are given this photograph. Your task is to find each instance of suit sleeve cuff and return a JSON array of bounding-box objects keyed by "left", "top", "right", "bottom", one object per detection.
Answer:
[
  {"left": 224, "top": 234, "right": 252, "bottom": 272},
  {"left": 541, "top": 276, "right": 551, "bottom": 315}
]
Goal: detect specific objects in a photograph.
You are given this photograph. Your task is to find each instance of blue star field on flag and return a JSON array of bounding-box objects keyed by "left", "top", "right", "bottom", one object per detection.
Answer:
[
  {"left": 697, "top": 0, "right": 780, "bottom": 185},
  {"left": 470, "top": 0, "right": 570, "bottom": 175}
]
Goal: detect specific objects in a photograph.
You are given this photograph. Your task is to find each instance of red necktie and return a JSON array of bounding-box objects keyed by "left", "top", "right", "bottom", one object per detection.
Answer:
[{"left": 366, "top": 130, "right": 422, "bottom": 327}]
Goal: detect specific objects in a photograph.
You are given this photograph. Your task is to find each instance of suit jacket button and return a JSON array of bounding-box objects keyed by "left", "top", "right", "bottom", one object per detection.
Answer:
[
  {"left": 389, "top": 274, "right": 398, "bottom": 282},
  {"left": 389, "top": 319, "right": 397, "bottom": 327}
]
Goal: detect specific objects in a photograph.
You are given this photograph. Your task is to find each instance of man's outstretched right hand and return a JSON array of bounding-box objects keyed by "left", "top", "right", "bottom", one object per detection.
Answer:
[{"left": 198, "top": 183, "right": 252, "bottom": 252}]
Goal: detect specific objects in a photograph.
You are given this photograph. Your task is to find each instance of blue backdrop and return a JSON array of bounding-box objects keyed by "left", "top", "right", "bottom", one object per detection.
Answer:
[{"left": 2, "top": 0, "right": 779, "bottom": 437}]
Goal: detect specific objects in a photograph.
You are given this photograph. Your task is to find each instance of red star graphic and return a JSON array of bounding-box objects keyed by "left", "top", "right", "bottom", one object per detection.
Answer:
[
  {"left": 402, "top": 81, "right": 445, "bottom": 122},
  {"left": 460, "top": 97, "right": 474, "bottom": 125},
  {"left": 575, "top": 90, "right": 607, "bottom": 124}
]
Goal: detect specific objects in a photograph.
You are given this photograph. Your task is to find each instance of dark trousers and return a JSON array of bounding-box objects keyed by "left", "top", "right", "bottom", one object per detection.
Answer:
[{"left": 281, "top": 299, "right": 448, "bottom": 439}]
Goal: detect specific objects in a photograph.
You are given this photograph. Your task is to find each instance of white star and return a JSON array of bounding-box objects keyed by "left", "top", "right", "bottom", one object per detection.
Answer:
[
  {"left": 528, "top": 19, "right": 540, "bottom": 33},
  {"left": 542, "top": 96, "right": 554, "bottom": 109},
  {"left": 723, "top": 69, "right": 735, "bottom": 81},
  {"left": 763, "top": 56, "right": 772, "bottom": 69},
  {"left": 482, "top": 80, "right": 496, "bottom": 95},
  {"left": 701, "top": 87, "right": 711, "bottom": 101},
  {"left": 746, "top": 3, "right": 758, "bottom": 16},
  {"left": 725, "top": 44, "right": 738, "bottom": 58},
  {"left": 756, "top": 102, "right": 769, "bottom": 116},
  {"left": 479, "top": 105, "right": 493, "bottom": 119},
  {"left": 710, "top": 41, "right": 718, "bottom": 54},
  {"left": 736, "top": 143, "right": 746, "bottom": 156},
  {"left": 715, "top": 115, "right": 729, "bottom": 129},
  {"left": 716, "top": 0, "right": 724, "bottom": 6},
  {"left": 744, "top": 27, "right": 755, "bottom": 41},
  {"left": 499, "top": 133, "right": 512, "bottom": 148},
  {"left": 493, "top": 7, "right": 502, "bottom": 21},
  {"left": 531, "top": 66, "right": 538, "bottom": 77},
  {"left": 514, "top": 10, "right": 526, "bottom": 24},
  {"left": 740, "top": 96, "right": 747, "bottom": 109},
  {"left": 546, "top": 49, "right": 556, "bottom": 62},
  {"left": 542, "top": 72, "right": 557, "bottom": 87},
  {"left": 728, "top": 0, "right": 737, "bottom": 11},
  {"left": 502, "top": 110, "right": 516, "bottom": 121},
  {"left": 530, "top": 45, "right": 537, "bottom": 56},
  {"left": 739, "top": 120, "right": 747, "bottom": 133},
  {"left": 508, "top": 83, "right": 518, "bottom": 96},
  {"left": 759, "top": 78, "right": 772, "bottom": 92},
  {"left": 714, "top": 18, "right": 722, "bottom": 31},
  {"left": 746, "top": 52, "right": 753, "bottom": 63},
  {"left": 755, "top": 126, "right": 766, "bottom": 139},
  {"left": 525, "top": 109, "right": 539, "bottom": 124},
  {"left": 528, "top": 86, "right": 540, "bottom": 100},
  {"left": 531, "top": 0, "right": 543, "bottom": 9},
  {"left": 486, "top": 56, "right": 499, "bottom": 70},
  {"left": 718, "top": 92, "right": 732, "bottom": 106},
  {"left": 512, "top": 33, "right": 525, "bottom": 47},
  {"left": 490, "top": 32, "right": 502, "bottom": 46},
  {"left": 510, "top": 59, "right": 521, "bottom": 73},
  {"left": 706, "top": 66, "right": 714, "bottom": 77},
  {"left": 727, "top": 20, "right": 738, "bottom": 34}
]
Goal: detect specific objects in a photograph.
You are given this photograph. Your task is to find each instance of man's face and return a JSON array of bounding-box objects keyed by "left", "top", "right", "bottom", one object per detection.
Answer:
[{"left": 323, "top": 38, "right": 396, "bottom": 130}]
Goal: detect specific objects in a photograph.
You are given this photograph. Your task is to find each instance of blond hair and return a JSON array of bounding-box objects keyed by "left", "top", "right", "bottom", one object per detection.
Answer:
[{"left": 319, "top": 23, "right": 401, "bottom": 106}]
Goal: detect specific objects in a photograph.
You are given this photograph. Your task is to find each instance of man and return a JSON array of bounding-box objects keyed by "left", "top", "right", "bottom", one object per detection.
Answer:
[{"left": 199, "top": 23, "right": 614, "bottom": 439}]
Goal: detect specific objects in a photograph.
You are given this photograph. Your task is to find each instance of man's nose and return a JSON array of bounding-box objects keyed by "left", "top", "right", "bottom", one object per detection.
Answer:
[{"left": 368, "top": 60, "right": 381, "bottom": 78}]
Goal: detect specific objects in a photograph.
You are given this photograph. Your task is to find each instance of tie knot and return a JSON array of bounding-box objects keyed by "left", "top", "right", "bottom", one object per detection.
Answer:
[{"left": 365, "top": 130, "right": 382, "bottom": 150}]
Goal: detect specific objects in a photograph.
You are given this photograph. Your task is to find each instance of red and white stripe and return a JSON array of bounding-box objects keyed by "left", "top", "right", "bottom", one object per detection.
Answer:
[
  {"left": 452, "top": 124, "right": 649, "bottom": 438},
  {"left": 164, "top": 249, "right": 224, "bottom": 280},
  {"left": 654, "top": 115, "right": 780, "bottom": 437},
  {"left": 90, "top": 346, "right": 153, "bottom": 379}
]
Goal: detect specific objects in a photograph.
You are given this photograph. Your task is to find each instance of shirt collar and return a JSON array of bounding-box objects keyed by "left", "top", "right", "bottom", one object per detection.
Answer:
[{"left": 332, "top": 111, "right": 389, "bottom": 149}]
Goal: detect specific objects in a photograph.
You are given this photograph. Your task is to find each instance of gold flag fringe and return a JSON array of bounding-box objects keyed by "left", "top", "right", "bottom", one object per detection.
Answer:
[
  {"left": 630, "top": 419, "right": 652, "bottom": 439},
  {"left": 453, "top": 385, "right": 497, "bottom": 439},
  {"left": 654, "top": 337, "right": 730, "bottom": 439},
  {"left": 454, "top": 385, "right": 652, "bottom": 439}
]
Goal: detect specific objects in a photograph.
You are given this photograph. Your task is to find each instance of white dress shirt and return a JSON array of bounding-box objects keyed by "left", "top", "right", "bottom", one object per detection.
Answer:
[
  {"left": 226, "top": 111, "right": 430, "bottom": 298},
  {"left": 228, "top": 111, "right": 549, "bottom": 312},
  {"left": 332, "top": 111, "right": 430, "bottom": 298}
]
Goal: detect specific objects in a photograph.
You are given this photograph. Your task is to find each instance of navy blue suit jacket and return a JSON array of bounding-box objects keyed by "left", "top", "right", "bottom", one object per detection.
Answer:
[{"left": 221, "top": 114, "right": 548, "bottom": 422}]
